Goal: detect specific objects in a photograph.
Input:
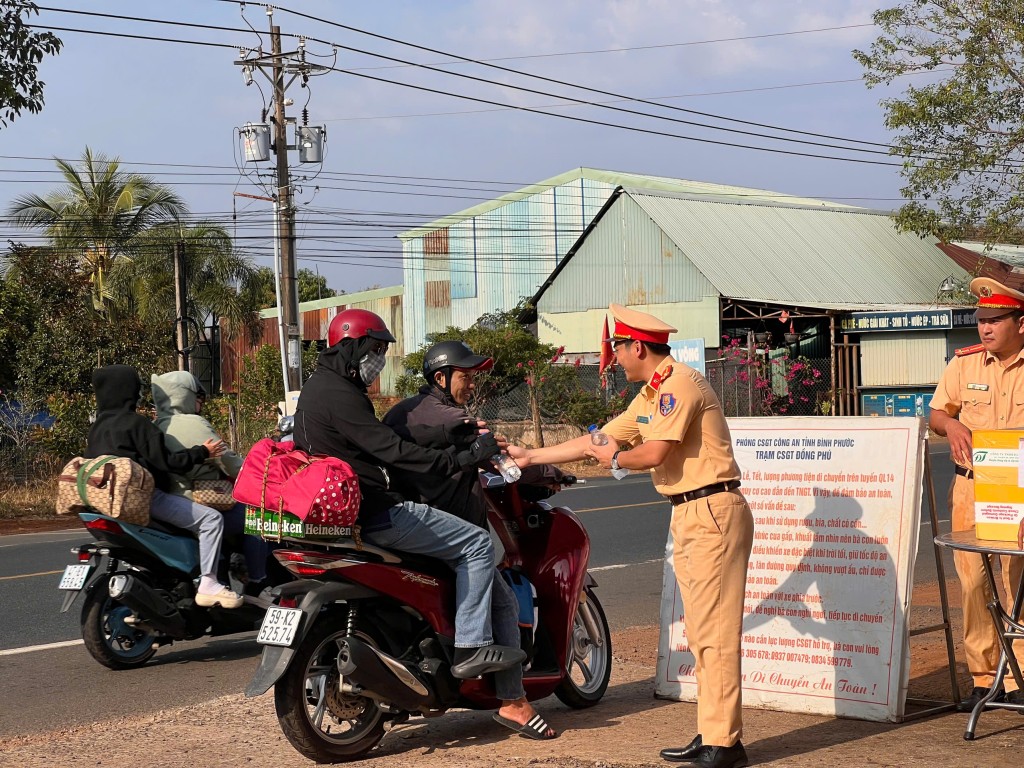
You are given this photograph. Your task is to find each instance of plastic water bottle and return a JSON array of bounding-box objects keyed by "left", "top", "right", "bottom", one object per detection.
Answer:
[
  {"left": 492, "top": 453, "right": 522, "bottom": 483},
  {"left": 588, "top": 425, "right": 630, "bottom": 480}
]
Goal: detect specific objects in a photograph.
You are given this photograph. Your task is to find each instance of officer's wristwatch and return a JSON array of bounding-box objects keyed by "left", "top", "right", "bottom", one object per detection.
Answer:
[{"left": 611, "top": 451, "right": 622, "bottom": 471}]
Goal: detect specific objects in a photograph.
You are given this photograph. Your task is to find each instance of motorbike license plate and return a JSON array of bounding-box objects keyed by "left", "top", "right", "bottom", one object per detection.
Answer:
[
  {"left": 257, "top": 607, "right": 302, "bottom": 647},
  {"left": 58, "top": 564, "right": 92, "bottom": 591}
]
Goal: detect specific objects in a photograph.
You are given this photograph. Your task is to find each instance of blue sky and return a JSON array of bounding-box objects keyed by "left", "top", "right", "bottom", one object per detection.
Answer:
[{"left": 0, "top": 0, "right": 913, "bottom": 293}]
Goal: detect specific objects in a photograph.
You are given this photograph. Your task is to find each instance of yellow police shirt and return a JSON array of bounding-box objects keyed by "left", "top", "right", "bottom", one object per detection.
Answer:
[
  {"left": 931, "top": 345, "right": 1024, "bottom": 431},
  {"left": 603, "top": 357, "right": 741, "bottom": 495}
]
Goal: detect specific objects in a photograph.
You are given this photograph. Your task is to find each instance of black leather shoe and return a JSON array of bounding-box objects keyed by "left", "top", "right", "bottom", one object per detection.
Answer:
[
  {"left": 689, "top": 742, "right": 748, "bottom": 768},
  {"left": 660, "top": 734, "right": 702, "bottom": 762},
  {"left": 957, "top": 686, "right": 1004, "bottom": 712}
]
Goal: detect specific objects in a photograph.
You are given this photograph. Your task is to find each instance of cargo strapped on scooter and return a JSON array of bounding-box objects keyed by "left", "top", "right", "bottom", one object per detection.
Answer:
[{"left": 236, "top": 438, "right": 362, "bottom": 546}]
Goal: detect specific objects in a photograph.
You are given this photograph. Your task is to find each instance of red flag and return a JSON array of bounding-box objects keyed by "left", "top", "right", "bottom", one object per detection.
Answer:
[{"left": 599, "top": 316, "right": 613, "bottom": 374}]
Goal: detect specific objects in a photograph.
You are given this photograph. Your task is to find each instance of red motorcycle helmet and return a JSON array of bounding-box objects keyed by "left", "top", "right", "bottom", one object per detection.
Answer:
[{"left": 327, "top": 308, "right": 396, "bottom": 347}]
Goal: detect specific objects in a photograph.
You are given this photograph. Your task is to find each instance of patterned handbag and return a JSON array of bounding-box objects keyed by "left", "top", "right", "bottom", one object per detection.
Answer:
[
  {"left": 192, "top": 478, "right": 236, "bottom": 511},
  {"left": 55, "top": 455, "right": 154, "bottom": 525}
]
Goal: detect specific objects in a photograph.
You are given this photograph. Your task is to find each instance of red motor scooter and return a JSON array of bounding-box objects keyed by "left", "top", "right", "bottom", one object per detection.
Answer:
[{"left": 245, "top": 472, "right": 611, "bottom": 763}]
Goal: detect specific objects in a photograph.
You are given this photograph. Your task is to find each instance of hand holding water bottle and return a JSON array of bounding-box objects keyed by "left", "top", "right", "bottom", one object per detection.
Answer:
[{"left": 587, "top": 425, "right": 630, "bottom": 480}]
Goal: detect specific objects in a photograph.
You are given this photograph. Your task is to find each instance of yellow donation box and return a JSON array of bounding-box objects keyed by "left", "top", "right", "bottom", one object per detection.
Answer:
[{"left": 973, "top": 429, "right": 1024, "bottom": 541}]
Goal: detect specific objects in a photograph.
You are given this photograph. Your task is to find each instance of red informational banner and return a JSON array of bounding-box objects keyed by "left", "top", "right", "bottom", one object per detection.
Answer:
[{"left": 656, "top": 417, "right": 926, "bottom": 722}]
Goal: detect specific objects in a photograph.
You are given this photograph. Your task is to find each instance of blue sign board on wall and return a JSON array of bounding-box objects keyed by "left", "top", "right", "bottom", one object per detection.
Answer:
[
  {"left": 861, "top": 392, "right": 932, "bottom": 417},
  {"left": 669, "top": 339, "right": 705, "bottom": 375}
]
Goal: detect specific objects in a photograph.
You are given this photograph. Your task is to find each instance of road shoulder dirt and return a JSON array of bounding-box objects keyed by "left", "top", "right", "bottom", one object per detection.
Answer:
[{"left": 3, "top": 625, "right": 1022, "bottom": 768}]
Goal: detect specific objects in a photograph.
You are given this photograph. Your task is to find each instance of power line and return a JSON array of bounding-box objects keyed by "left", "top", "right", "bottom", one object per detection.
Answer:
[
  {"left": 344, "top": 23, "right": 877, "bottom": 68},
  {"left": 26, "top": 23, "right": 236, "bottom": 50},
  {"left": 35, "top": 7, "right": 900, "bottom": 158},
  {"left": 256, "top": 1, "right": 896, "bottom": 152}
]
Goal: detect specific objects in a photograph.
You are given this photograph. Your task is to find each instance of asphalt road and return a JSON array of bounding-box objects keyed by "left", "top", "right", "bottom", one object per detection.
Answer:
[{"left": 0, "top": 447, "right": 956, "bottom": 738}]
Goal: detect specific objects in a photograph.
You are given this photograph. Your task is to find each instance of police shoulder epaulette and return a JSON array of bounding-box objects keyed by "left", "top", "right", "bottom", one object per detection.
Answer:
[
  {"left": 650, "top": 364, "right": 673, "bottom": 391},
  {"left": 955, "top": 343, "right": 985, "bottom": 357}
]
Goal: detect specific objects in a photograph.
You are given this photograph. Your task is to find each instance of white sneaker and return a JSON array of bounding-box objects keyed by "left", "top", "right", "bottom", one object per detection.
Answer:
[{"left": 195, "top": 585, "right": 243, "bottom": 609}]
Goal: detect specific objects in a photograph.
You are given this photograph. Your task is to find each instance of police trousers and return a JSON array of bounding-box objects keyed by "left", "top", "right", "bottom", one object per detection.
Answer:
[{"left": 670, "top": 489, "right": 754, "bottom": 748}]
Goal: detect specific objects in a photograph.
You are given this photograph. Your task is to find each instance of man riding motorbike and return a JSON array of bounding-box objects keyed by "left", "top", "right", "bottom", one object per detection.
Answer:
[
  {"left": 293, "top": 309, "right": 525, "bottom": 680},
  {"left": 383, "top": 340, "right": 561, "bottom": 739}
]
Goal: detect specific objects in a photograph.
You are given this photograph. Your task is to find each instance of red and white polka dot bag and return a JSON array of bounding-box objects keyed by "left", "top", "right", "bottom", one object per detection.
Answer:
[{"left": 283, "top": 455, "right": 361, "bottom": 527}]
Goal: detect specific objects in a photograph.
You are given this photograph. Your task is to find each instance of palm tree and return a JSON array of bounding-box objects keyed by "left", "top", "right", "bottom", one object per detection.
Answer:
[
  {"left": 6, "top": 147, "right": 186, "bottom": 311},
  {"left": 107, "top": 221, "right": 263, "bottom": 343}
]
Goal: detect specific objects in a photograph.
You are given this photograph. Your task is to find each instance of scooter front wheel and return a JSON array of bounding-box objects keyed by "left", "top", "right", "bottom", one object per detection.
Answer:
[
  {"left": 81, "top": 578, "right": 159, "bottom": 669},
  {"left": 555, "top": 586, "right": 612, "bottom": 708},
  {"left": 275, "top": 617, "right": 387, "bottom": 763}
]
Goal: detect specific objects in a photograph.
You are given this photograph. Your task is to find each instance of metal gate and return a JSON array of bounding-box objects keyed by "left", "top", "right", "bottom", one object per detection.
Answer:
[{"left": 833, "top": 341, "right": 860, "bottom": 415}]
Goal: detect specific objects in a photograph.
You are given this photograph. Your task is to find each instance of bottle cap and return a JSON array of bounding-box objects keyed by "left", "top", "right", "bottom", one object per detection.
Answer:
[{"left": 588, "top": 424, "right": 598, "bottom": 432}]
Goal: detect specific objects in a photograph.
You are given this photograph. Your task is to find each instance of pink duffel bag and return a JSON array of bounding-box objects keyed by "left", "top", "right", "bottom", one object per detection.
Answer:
[{"left": 233, "top": 438, "right": 361, "bottom": 527}]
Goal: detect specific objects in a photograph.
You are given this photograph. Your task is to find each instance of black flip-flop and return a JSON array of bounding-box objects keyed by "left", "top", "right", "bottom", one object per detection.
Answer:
[{"left": 492, "top": 712, "right": 559, "bottom": 740}]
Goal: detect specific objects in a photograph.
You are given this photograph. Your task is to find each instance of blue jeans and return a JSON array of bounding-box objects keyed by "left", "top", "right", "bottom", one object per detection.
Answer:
[
  {"left": 149, "top": 488, "right": 223, "bottom": 577},
  {"left": 491, "top": 570, "right": 526, "bottom": 700},
  {"left": 222, "top": 503, "right": 269, "bottom": 582},
  {"left": 363, "top": 501, "right": 495, "bottom": 648}
]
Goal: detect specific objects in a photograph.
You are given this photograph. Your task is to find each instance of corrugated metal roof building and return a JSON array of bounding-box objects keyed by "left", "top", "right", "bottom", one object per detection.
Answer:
[
  {"left": 527, "top": 187, "right": 978, "bottom": 415},
  {"left": 221, "top": 285, "right": 405, "bottom": 396},
  {"left": 398, "top": 167, "right": 854, "bottom": 353},
  {"left": 530, "top": 187, "right": 970, "bottom": 348}
]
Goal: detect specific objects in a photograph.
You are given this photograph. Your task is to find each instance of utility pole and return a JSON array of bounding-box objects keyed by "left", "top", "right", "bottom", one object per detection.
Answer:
[
  {"left": 270, "top": 23, "right": 302, "bottom": 392},
  {"left": 235, "top": 11, "right": 327, "bottom": 398},
  {"left": 173, "top": 240, "right": 189, "bottom": 371}
]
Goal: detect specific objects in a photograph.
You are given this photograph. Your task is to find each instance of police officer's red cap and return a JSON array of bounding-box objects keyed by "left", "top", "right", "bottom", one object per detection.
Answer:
[
  {"left": 327, "top": 308, "right": 397, "bottom": 347},
  {"left": 603, "top": 303, "right": 677, "bottom": 345},
  {"left": 970, "top": 277, "right": 1024, "bottom": 319}
]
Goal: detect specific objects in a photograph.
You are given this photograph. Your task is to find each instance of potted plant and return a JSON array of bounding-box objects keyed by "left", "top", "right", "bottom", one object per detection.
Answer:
[
  {"left": 754, "top": 331, "right": 770, "bottom": 344},
  {"left": 784, "top": 321, "right": 800, "bottom": 345}
]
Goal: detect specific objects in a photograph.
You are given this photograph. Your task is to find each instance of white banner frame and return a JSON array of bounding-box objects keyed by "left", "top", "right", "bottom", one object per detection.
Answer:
[{"left": 655, "top": 416, "right": 926, "bottom": 722}]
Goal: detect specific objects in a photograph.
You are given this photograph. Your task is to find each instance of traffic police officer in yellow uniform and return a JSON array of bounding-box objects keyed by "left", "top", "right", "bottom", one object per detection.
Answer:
[
  {"left": 931, "top": 277, "right": 1024, "bottom": 712},
  {"left": 509, "top": 304, "right": 754, "bottom": 768}
]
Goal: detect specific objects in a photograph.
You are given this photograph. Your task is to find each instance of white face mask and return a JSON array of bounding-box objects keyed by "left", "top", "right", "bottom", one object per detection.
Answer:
[{"left": 358, "top": 351, "right": 387, "bottom": 386}]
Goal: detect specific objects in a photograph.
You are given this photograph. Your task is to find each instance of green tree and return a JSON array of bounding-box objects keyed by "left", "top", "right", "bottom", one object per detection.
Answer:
[
  {"left": 248, "top": 266, "right": 340, "bottom": 309},
  {"left": 6, "top": 148, "right": 186, "bottom": 311},
  {"left": 0, "top": 1, "right": 62, "bottom": 128},
  {"left": 398, "top": 308, "right": 618, "bottom": 446},
  {"left": 0, "top": 242, "right": 170, "bottom": 400},
  {"left": 106, "top": 221, "right": 263, "bottom": 342},
  {"left": 854, "top": 2, "right": 1024, "bottom": 243}
]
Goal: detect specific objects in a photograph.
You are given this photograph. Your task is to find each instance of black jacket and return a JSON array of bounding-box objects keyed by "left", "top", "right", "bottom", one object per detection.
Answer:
[
  {"left": 384, "top": 385, "right": 489, "bottom": 527},
  {"left": 383, "top": 385, "right": 565, "bottom": 528},
  {"left": 294, "top": 346, "right": 467, "bottom": 528},
  {"left": 85, "top": 365, "right": 209, "bottom": 493}
]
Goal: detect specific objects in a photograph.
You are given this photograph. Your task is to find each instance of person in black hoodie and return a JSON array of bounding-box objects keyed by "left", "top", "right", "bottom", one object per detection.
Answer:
[
  {"left": 295, "top": 309, "right": 525, "bottom": 680},
  {"left": 85, "top": 365, "right": 242, "bottom": 609}
]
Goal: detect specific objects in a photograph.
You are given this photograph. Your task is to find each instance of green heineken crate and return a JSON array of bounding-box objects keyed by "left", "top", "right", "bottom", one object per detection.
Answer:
[{"left": 244, "top": 506, "right": 356, "bottom": 542}]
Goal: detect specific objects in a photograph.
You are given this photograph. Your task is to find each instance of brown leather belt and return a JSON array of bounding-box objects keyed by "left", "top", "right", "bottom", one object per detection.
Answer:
[
  {"left": 954, "top": 465, "right": 974, "bottom": 480},
  {"left": 668, "top": 480, "right": 742, "bottom": 506}
]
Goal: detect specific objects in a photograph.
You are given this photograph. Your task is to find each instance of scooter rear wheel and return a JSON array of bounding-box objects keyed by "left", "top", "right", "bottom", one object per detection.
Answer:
[
  {"left": 275, "top": 618, "right": 388, "bottom": 763},
  {"left": 81, "top": 578, "right": 159, "bottom": 670},
  {"left": 555, "top": 586, "right": 612, "bottom": 708}
]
